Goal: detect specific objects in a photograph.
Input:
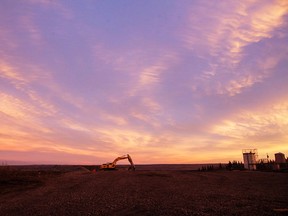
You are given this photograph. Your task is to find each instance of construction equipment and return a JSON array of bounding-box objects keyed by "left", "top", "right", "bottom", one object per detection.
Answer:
[{"left": 99, "top": 154, "right": 135, "bottom": 171}]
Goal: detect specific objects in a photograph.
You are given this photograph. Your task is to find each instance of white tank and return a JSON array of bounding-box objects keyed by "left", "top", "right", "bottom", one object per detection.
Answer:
[
  {"left": 275, "top": 152, "right": 286, "bottom": 164},
  {"left": 242, "top": 149, "right": 257, "bottom": 170}
]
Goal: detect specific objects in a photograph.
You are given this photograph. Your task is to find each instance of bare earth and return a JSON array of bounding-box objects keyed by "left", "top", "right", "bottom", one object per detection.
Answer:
[{"left": 0, "top": 165, "right": 288, "bottom": 216}]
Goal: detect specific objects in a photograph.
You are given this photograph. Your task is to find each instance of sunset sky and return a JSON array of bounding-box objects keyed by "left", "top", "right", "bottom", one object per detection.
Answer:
[{"left": 1, "top": 0, "right": 288, "bottom": 165}]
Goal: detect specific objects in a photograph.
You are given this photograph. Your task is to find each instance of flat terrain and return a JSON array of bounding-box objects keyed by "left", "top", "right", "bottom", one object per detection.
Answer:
[{"left": 0, "top": 165, "right": 288, "bottom": 216}]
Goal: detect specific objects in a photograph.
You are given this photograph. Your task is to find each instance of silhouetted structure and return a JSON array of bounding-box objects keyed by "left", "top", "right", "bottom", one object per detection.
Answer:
[
  {"left": 275, "top": 152, "right": 286, "bottom": 163},
  {"left": 275, "top": 152, "right": 287, "bottom": 170},
  {"left": 242, "top": 149, "right": 257, "bottom": 170}
]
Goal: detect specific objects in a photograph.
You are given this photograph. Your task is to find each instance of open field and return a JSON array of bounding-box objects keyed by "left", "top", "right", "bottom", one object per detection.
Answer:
[{"left": 0, "top": 165, "right": 288, "bottom": 216}]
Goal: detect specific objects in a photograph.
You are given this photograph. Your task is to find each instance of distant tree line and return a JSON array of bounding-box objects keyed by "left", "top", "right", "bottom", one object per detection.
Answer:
[
  {"left": 198, "top": 163, "right": 226, "bottom": 171},
  {"left": 198, "top": 161, "right": 244, "bottom": 171},
  {"left": 256, "top": 159, "right": 275, "bottom": 171},
  {"left": 226, "top": 161, "right": 244, "bottom": 171}
]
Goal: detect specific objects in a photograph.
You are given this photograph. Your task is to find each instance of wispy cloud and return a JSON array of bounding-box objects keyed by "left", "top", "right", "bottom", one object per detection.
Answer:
[
  {"left": 182, "top": 0, "right": 288, "bottom": 96},
  {"left": 184, "top": 0, "right": 287, "bottom": 62},
  {"left": 212, "top": 102, "right": 288, "bottom": 146},
  {"left": 27, "top": 0, "right": 74, "bottom": 19},
  {"left": 0, "top": 61, "right": 28, "bottom": 86}
]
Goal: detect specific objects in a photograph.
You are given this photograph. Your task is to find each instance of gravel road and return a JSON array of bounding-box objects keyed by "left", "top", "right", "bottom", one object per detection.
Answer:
[{"left": 0, "top": 168, "right": 288, "bottom": 216}]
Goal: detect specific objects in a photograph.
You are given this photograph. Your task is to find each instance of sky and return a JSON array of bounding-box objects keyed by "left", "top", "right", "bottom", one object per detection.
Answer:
[{"left": 0, "top": 0, "right": 288, "bottom": 165}]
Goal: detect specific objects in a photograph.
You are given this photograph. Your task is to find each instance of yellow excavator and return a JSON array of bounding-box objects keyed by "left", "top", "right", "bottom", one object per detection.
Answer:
[{"left": 99, "top": 154, "right": 135, "bottom": 171}]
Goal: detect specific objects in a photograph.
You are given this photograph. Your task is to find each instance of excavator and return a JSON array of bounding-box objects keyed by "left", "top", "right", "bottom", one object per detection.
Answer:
[{"left": 99, "top": 154, "right": 135, "bottom": 171}]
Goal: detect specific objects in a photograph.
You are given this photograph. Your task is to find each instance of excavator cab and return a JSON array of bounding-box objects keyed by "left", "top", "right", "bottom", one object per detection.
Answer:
[{"left": 100, "top": 162, "right": 115, "bottom": 170}]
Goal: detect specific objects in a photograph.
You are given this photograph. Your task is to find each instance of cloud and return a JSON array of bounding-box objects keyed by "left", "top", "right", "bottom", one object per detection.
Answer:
[
  {"left": 0, "top": 93, "right": 36, "bottom": 120},
  {"left": 93, "top": 44, "right": 179, "bottom": 95},
  {"left": 0, "top": 59, "right": 60, "bottom": 116},
  {"left": 27, "top": 0, "right": 74, "bottom": 20},
  {"left": 139, "top": 64, "right": 166, "bottom": 86},
  {"left": 138, "top": 52, "right": 178, "bottom": 86},
  {"left": 0, "top": 61, "right": 28, "bottom": 86},
  {"left": 212, "top": 102, "right": 288, "bottom": 144},
  {"left": 181, "top": 0, "right": 288, "bottom": 96},
  {"left": 91, "top": 44, "right": 180, "bottom": 129},
  {"left": 19, "top": 14, "right": 44, "bottom": 45},
  {"left": 184, "top": 0, "right": 287, "bottom": 61}
]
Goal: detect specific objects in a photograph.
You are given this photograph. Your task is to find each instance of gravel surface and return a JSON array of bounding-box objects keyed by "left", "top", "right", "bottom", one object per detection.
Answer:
[{"left": 0, "top": 167, "right": 288, "bottom": 216}]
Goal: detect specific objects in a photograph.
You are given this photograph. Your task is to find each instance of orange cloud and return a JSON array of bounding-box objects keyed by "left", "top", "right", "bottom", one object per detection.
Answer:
[{"left": 211, "top": 101, "right": 288, "bottom": 153}]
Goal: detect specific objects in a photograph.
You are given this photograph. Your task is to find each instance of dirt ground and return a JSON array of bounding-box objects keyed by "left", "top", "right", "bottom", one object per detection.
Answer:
[{"left": 0, "top": 166, "right": 288, "bottom": 216}]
